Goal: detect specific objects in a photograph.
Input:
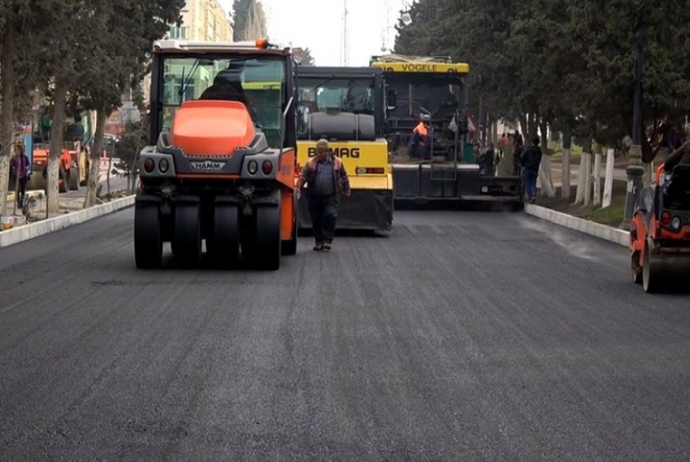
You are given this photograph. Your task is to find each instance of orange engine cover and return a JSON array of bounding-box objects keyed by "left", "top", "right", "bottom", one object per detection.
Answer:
[{"left": 170, "top": 100, "right": 256, "bottom": 157}]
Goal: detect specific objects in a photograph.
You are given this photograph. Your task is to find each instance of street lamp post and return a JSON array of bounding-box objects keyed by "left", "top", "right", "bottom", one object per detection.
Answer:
[{"left": 620, "top": 12, "right": 646, "bottom": 230}]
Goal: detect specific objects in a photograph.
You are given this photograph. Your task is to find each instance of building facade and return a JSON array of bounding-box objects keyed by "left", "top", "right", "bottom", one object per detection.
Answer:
[
  {"left": 167, "top": 0, "right": 233, "bottom": 42},
  {"left": 141, "top": 0, "right": 233, "bottom": 105}
]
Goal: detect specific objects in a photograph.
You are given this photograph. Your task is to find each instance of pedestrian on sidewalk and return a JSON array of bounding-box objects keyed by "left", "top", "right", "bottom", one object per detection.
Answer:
[
  {"left": 520, "top": 136, "right": 543, "bottom": 203},
  {"left": 296, "top": 139, "right": 351, "bottom": 251},
  {"left": 10, "top": 144, "right": 30, "bottom": 210}
]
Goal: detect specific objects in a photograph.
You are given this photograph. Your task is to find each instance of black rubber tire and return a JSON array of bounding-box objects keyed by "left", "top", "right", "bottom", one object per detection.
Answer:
[
  {"left": 255, "top": 204, "right": 281, "bottom": 271},
  {"left": 209, "top": 203, "right": 240, "bottom": 266},
  {"left": 134, "top": 203, "right": 163, "bottom": 269},
  {"left": 173, "top": 203, "right": 202, "bottom": 266},
  {"left": 642, "top": 242, "right": 662, "bottom": 293},
  {"left": 281, "top": 193, "right": 298, "bottom": 256},
  {"left": 69, "top": 166, "right": 80, "bottom": 191}
]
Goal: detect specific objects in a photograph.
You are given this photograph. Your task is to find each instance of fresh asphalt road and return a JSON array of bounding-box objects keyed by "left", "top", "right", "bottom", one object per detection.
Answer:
[{"left": 2, "top": 208, "right": 690, "bottom": 461}]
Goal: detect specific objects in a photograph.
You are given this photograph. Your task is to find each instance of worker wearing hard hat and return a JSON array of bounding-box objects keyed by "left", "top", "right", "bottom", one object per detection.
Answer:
[{"left": 408, "top": 113, "right": 433, "bottom": 160}]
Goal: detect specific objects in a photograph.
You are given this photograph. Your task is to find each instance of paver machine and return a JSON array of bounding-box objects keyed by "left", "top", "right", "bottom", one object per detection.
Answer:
[
  {"left": 369, "top": 54, "right": 522, "bottom": 209},
  {"left": 134, "top": 38, "right": 299, "bottom": 270},
  {"left": 630, "top": 143, "right": 690, "bottom": 292},
  {"left": 295, "top": 66, "right": 393, "bottom": 232}
]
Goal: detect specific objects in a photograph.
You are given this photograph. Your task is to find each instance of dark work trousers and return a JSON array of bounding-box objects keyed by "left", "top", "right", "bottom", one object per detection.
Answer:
[
  {"left": 10, "top": 176, "right": 28, "bottom": 208},
  {"left": 308, "top": 194, "right": 338, "bottom": 243}
]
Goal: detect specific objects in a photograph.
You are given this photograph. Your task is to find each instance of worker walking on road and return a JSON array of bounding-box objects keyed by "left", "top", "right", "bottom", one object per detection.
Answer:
[{"left": 297, "top": 139, "right": 351, "bottom": 251}]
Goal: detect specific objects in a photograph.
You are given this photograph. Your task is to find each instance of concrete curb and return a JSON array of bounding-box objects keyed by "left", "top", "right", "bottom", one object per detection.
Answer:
[
  {"left": 524, "top": 203, "right": 629, "bottom": 247},
  {"left": 0, "top": 195, "right": 135, "bottom": 248}
]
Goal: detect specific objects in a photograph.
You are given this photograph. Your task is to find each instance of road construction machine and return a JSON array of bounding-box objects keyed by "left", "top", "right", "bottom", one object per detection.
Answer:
[
  {"left": 630, "top": 156, "right": 690, "bottom": 293},
  {"left": 295, "top": 66, "right": 393, "bottom": 232},
  {"left": 134, "top": 38, "right": 299, "bottom": 270},
  {"left": 370, "top": 54, "right": 522, "bottom": 208}
]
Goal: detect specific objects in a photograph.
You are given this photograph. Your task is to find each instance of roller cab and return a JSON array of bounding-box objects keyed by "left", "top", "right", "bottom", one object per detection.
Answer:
[{"left": 134, "top": 39, "right": 299, "bottom": 270}]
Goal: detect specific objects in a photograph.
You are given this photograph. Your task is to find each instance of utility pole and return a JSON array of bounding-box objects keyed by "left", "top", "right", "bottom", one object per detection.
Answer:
[
  {"left": 340, "top": 0, "right": 349, "bottom": 66},
  {"left": 620, "top": 2, "right": 646, "bottom": 230}
]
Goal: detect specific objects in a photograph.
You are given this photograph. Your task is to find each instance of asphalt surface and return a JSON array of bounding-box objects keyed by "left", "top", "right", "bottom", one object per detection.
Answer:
[{"left": 2, "top": 208, "right": 690, "bottom": 461}]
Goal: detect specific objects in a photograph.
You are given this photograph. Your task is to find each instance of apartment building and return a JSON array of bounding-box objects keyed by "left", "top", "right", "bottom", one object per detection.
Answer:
[
  {"left": 140, "top": 0, "right": 233, "bottom": 105},
  {"left": 168, "top": 0, "right": 233, "bottom": 42}
]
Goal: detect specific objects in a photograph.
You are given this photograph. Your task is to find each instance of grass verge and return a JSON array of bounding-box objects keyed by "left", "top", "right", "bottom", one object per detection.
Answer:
[{"left": 536, "top": 181, "right": 627, "bottom": 228}]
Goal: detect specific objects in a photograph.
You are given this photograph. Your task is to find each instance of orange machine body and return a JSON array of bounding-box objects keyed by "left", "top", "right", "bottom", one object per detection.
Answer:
[{"left": 170, "top": 100, "right": 256, "bottom": 157}]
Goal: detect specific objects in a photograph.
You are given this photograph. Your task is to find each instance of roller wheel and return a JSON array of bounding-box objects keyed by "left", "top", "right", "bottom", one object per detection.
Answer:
[
  {"left": 173, "top": 203, "right": 202, "bottom": 266},
  {"left": 281, "top": 193, "right": 298, "bottom": 256},
  {"left": 209, "top": 203, "right": 240, "bottom": 267},
  {"left": 254, "top": 204, "right": 281, "bottom": 270},
  {"left": 642, "top": 242, "right": 663, "bottom": 293},
  {"left": 69, "top": 166, "right": 80, "bottom": 191},
  {"left": 134, "top": 203, "right": 163, "bottom": 269}
]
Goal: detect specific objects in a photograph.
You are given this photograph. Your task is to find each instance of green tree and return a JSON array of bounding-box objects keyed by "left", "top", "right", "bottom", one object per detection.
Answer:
[
  {"left": 114, "top": 117, "right": 149, "bottom": 193},
  {"left": 75, "top": 0, "right": 184, "bottom": 208},
  {"left": 295, "top": 48, "right": 315, "bottom": 66},
  {"left": 232, "top": 0, "right": 267, "bottom": 41}
]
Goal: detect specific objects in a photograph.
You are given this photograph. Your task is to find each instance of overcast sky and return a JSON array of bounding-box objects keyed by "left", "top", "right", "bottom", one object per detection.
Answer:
[{"left": 217, "top": 0, "right": 410, "bottom": 66}]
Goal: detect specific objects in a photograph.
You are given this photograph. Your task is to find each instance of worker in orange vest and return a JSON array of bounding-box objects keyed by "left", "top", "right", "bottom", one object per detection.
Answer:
[{"left": 408, "top": 114, "right": 433, "bottom": 160}]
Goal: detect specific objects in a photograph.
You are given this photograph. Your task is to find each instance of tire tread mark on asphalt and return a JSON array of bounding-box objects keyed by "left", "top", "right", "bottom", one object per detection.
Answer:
[
  {"left": 0, "top": 230, "right": 134, "bottom": 355},
  {"left": 383, "top": 225, "right": 524, "bottom": 457},
  {"left": 0, "top": 221, "right": 132, "bottom": 318},
  {"left": 0, "top": 275, "right": 194, "bottom": 454}
]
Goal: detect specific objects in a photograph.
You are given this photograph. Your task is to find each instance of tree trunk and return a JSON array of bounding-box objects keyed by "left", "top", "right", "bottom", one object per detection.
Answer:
[
  {"left": 84, "top": 107, "right": 107, "bottom": 208},
  {"left": 592, "top": 143, "right": 602, "bottom": 206},
  {"left": 528, "top": 113, "right": 539, "bottom": 140},
  {"left": 582, "top": 139, "right": 593, "bottom": 206},
  {"left": 562, "top": 123, "right": 572, "bottom": 199},
  {"left": 539, "top": 118, "right": 549, "bottom": 153},
  {"left": 519, "top": 114, "right": 528, "bottom": 137},
  {"left": 46, "top": 81, "right": 68, "bottom": 215},
  {"left": 0, "top": 28, "right": 16, "bottom": 217}
]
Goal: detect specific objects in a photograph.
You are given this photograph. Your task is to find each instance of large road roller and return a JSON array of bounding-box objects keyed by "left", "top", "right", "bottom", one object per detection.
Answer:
[
  {"left": 630, "top": 147, "right": 690, "bottom": 292},
  {"left": 134, "top": 38, "right": 299, "bottom": 270}
]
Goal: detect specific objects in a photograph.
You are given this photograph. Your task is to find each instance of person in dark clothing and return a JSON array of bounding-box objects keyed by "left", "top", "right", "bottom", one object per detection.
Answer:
[
  {"left": 296, "top": 139, "right": 351, "bottom": 251},
  {"left": 10, "top": 144, "right": 30, "bottom": 210},
  {"left": 520, "top": 136, "right": 543, "bottom": 203},
  {"left": 199, "top": 68, "right": 251, "bottom": 108},
  {"left": 480, "top": 142, "right": 496, "bottom": 176}
]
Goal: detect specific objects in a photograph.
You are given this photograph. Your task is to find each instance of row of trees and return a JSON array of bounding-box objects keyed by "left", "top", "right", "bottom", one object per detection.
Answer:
[
  {"left": 393, "top": 0, "right": 690, "bottom": 173},
  {"left": 0, "top": 0, "right": 186, "bottom": 216}
]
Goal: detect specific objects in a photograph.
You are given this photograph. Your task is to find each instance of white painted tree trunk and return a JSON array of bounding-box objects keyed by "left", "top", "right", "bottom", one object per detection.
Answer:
[
  {"left": 575, "top": 154, "right": 587, "bottom": 204},
  {"left": 562, "top": 148, "right": 571, "bottom": 198},
  {"left": 592, "top": 150, "right": 602, "bottom": 206},
  {"left": 538, "top": 155, "right": 555, "bottom": 197},
  {"left": 602, "top": 148, "right": 615, "bottom": 208},
  {"left": 583, "top": 153, "right": 593, "bottom": 205}
]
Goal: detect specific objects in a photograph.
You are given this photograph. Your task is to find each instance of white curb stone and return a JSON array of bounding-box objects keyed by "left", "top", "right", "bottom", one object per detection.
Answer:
[
  {"left": 524, "top": 203, "right": 629, "bottom": 247},
  {"left": 0, "top": 195, "right": 135, "bottom": 248}
]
